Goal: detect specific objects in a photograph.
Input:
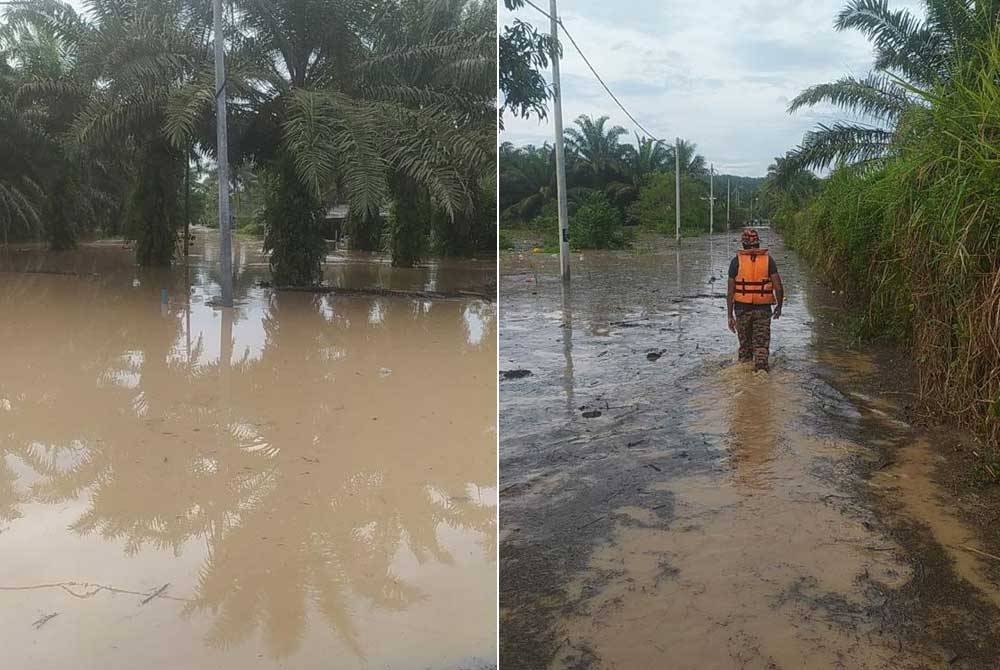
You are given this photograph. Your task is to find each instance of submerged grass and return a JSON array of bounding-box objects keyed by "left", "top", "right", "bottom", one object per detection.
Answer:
[{"left": 777, "top": 33, "right": 1000, "bottom": 449}]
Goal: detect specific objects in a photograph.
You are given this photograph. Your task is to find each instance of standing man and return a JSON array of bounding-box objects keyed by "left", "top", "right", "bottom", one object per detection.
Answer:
[{"left": 727, "top": 228, "right": 783, "bottom": 371}]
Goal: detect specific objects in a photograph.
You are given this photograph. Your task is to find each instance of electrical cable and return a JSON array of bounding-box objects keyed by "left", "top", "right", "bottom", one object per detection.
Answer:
[{"left": 521, "top": 0, "right": 668, "bottom": 142}]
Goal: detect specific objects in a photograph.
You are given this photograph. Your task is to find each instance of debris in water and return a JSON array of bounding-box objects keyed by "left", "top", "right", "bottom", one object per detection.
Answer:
[
  {"left": 500, "top": 369, "right": 532, "bottom": 380},
  {"left": 576, "top": 514, "right": 607, "bottom": 530},
  {"left": 646, "top": 350, "right": 665, "bottom": 362},
  {"left": 139, "top": 583, "right": 170, "bottom": 606},
  {"left": 582, "top": 410, "right": 602, "bottom": 419},
  {"left": 31, "top": 613, "right": 58, "bottom": 630}
]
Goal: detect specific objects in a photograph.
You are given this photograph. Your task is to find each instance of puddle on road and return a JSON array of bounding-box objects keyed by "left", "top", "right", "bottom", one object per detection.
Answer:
[
  {"left": 0, "top": 230, "right": 496, "bottom": 670},
  {"left": 872, "top": 441, "right": 1000, "bottom": 610}
]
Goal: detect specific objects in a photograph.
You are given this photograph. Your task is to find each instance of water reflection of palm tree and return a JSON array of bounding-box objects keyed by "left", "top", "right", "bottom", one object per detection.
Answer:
[
  {"left": 0, "top": 459, "right": 24, "bottom": 525},
  {"left": 0, "top": 274, "right": 187, "bottom": 524},
  {"left": 1, "top": 281, "right": 495, "bottom": 661}
]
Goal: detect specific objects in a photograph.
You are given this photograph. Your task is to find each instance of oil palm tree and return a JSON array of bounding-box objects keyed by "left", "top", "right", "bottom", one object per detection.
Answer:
[
  {"left": 664, "top": 138, "right": 708, "bottom": 176},
  {"left": 21, "top": 0, "right": 211, "bottom": 265},
  {"left": 499, "top": 142, "right": 554, "bottom": 220},
  {"left": 167, "top": 0, "right": 495, "bottom": 282},
  {"left": 786, "top": 0, "right": 1000, "bottom": 170},
  {"left": 83, "top": 0, "right": 209, "bottom": 266},
  {"left": 0, "top": 38, "right": 45, "bottom": 245},
  {"left": 623, "top": 133, "right": 670, "bottom": 187},
  {"left": 0, "top": 0, "right": 116, "bottom": 249},
  {"left": 760, "top": 152, "right": 822, "bottom": 219},
  {"left": 563, "top": 114, "right": 628, "bottom": 182}
]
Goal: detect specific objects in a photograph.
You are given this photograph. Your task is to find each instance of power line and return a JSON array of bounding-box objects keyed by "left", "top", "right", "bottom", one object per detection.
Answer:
[{"left": 521, "top": 0, "right": 667, "bottom": 143}]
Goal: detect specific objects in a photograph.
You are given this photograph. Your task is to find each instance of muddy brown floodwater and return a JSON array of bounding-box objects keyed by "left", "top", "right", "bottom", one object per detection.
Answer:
[
  {"left": 0, "top": 229, "right": 496, "bottom": 670},
  {"left": 500, "top": 232, "right": 1000, "bottom": 669}
]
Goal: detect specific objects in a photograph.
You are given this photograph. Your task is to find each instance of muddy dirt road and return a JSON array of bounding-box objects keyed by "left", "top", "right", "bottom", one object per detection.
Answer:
[
  {"left": 500, "top": 232, "right": 1000, "bottom": 669},
  {"left": 0, "top": 230, "right": 496, "bottom": 670}
]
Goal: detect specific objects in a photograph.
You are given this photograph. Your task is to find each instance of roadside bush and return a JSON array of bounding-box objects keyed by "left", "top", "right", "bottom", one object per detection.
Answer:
[
  {"left": 569, "top": 192, "right": 625, "bottom": 249},
  {"left": 628, "top": 172, "right": 709, "bottom": 235},
  {"left": 498, "top": 230, "right": 514, "bottom": 250}
]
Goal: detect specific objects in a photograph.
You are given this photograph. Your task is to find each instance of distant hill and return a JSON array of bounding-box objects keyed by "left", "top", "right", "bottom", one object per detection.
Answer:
[{"left": 709, "top": 174, "right": 765, "bottom": 191}]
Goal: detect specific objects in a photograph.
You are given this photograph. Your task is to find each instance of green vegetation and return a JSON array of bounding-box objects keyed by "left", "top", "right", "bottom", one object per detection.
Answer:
[
  {"left": 769, "top": 0, "right": 1000, "bottom": 449},
  {"left": 569, "top": 192, "right": 626, "bottom": 249},
  {"left": 500, "top": 114, "right": 762, "bottom": 249},
  {"left": 499, "top": 0, "right": 555, "bottom": 129},
  {"left": 0, "top": 0, "right": 496, "bottom": 282}
]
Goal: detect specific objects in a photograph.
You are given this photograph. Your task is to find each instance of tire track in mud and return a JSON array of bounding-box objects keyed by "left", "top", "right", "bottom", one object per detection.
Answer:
[{"left": 500, "top": 236, "right": 1000, "bottom": 669}]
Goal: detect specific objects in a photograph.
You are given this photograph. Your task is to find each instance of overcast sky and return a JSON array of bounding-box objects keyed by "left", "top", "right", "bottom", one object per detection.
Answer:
[{"left": 501, "top": 0, "right": 925, "bottom": 176}]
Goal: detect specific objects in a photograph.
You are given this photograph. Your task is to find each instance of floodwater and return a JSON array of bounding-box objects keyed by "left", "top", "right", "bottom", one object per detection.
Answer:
[
  {"left": 500, "top": 232, "right": 1000, "bottom": 669},
  {"left": 0, "top": 229, "right": 497, "bottom": 670}
]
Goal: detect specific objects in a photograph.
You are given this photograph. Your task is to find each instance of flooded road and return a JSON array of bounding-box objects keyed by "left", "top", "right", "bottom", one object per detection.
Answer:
[
  {"left": 0, "top": 229, "right": 497, "bottom": 670},
  {"left": 499, "top": 232, "right": 1000, "bottom": 669}
]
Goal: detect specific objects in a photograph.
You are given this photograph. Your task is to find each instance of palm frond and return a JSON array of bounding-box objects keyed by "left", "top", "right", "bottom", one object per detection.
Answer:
[
  {"left": 789, "top": 122, "right": 895, "bottom": 171},
  {"left": 788, "top": 72, "right": 916, "bottom": 122},
  {"left": 836, "top": 0, "right": 944, "bottom": 85},
  {"left": 283, "top": 89, "right": 388, "bottom": 217}
]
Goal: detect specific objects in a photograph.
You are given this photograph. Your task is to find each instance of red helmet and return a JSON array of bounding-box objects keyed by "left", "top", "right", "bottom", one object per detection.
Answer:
[{"left": 741, "top": 228, "right": 760, "bottom": 249}]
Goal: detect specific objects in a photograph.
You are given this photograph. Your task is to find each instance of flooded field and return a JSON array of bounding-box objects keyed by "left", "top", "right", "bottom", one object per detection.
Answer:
[
  {"left": 0, "top": 229, "right": 497, "bottom": 670},
  {"left": 499, "top": 232, "right": 1000, "bottom": 669}
]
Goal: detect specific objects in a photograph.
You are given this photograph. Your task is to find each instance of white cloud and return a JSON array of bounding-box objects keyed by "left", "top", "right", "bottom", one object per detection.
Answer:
[{"left": 501, "top": 0, "right": 925, "bottom": 175}]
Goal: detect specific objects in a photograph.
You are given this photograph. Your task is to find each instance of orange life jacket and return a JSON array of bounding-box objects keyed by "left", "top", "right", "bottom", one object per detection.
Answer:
[{"left": 734, "top": 248, "right": 775, "bottom": 305}]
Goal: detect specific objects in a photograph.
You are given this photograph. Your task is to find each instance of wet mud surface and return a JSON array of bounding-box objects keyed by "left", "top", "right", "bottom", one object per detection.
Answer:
[
  {"left": 0, "top": 229, "right": 496, "bottom": 670},
  {"left": 499, "top": 233, "right": 1000, "bottom": 669}
]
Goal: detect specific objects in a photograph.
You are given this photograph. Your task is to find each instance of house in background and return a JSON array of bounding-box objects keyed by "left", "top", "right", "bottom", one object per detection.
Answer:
[{"left": 321, "top": 204, "right": 390, "bottom": 247}]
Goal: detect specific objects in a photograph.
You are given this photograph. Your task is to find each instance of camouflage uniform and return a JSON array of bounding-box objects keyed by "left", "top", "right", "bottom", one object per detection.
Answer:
[{"left": 736, "top": 307, "right": 771, "bottom": 371}]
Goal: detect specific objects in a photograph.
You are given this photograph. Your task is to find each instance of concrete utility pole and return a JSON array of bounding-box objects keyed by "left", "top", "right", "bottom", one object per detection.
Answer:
[
  {"left": 549, "top": 0, "right": 570, "bottom": 281},
  {"left": 727, "top": 178, "right": 731, "bottom": 228},
  {"left": 675, "top": 137, "right": 681, "bottom": 243},
  {"left": 213, "top": 0, "right": 233, "bottom": 306},
  {"left": 709, "top": 163, "right": 714, "bottom": 235}
]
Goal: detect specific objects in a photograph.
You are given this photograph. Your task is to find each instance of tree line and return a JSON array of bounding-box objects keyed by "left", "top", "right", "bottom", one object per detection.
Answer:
[
  {"left": 760, "top": 0, "right": 1000, "bottom": 453},
  {"left": 500, "top": 114, "right": 763, "bottom": 249},
  {"left": 0, "top": 0, "right": 496, "bottom": 284}
]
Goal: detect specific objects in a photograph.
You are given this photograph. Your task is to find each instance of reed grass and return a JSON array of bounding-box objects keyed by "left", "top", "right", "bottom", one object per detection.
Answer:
[{"left": 779, "top": 32, "right": 1000, "bottom": 448}]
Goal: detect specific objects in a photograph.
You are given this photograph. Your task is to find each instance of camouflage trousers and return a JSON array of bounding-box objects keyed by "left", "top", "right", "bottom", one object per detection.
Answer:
[{"left": 736, "top": 308, "right": 771, "bottom": 371}]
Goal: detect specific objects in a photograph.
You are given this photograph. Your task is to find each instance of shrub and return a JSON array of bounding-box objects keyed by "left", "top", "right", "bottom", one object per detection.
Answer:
[
  {"left": 498, "top": 230, "right": 515, "bottom": 250},
  {"left": 628, "top": 172, "right": 709, "bottom": 235},
  {"left": 569, "top": 192, "right": 625, "bottom": 249}
]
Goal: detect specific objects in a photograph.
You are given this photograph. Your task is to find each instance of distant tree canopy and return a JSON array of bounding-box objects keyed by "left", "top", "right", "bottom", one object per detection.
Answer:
[
  {"left": 500, "top": 113, "right": 763, "bottom": 248},
  {"left": 0, "top": 0, "right": 496, "bottom": 281}
]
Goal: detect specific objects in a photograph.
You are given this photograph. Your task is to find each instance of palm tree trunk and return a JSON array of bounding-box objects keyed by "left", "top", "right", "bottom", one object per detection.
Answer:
[{"left": 389, "top": 175, "right": 427, "bottom": 268}]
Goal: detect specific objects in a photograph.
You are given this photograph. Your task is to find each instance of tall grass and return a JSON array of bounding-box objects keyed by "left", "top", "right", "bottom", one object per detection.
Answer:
[{"left": 778, "top": 32, "right": 1000, "bottom": 447}]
